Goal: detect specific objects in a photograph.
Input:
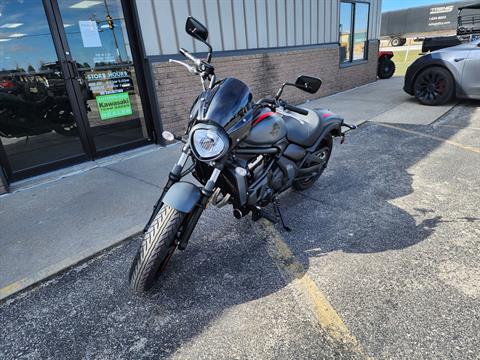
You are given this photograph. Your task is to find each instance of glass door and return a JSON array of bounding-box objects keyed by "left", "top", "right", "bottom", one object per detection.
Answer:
[
  {"left": 56, "top": 0, "right": 150, "bottom": 153},
  {"left": 0, "top": 0, "right": 89, "bottom": 179}
]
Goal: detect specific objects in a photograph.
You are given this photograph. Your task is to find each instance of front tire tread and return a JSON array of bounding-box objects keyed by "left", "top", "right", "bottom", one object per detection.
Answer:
[{"left": 129, "top": 205, "right": 184, "bottom": 293}]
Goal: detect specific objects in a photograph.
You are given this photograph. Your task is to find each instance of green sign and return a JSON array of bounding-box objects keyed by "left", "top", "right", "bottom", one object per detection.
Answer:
[{"left": 96, "top": 92, "right": 133, "bottom": 120}]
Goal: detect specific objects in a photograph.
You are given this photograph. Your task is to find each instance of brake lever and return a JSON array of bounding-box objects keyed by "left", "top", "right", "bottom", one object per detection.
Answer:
[
  {"left": 179, "top": 48, "right": 201, "bottom": 67},
  {"left": 168, "top": 59, "right": 198, "bottom": 74}
]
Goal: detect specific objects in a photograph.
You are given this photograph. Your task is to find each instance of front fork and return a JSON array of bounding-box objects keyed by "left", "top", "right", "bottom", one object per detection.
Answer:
[
  {"left": 143, "top": 144, "right": 222, "bottom": 250},
  {"left": 143, "top": 146, "right": 190, "bottom": 232},
  {"left": 176, "top": 167, "right": 221, "bottom": 250}
]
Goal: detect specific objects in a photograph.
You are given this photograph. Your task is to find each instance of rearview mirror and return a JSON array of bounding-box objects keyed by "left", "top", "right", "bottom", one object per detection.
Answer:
[
  {"left": 185, "top": 17, "right": 208, "bottom": 43},
  {"left": 295, "top": 75, "right": 322, "bottom": 94}
]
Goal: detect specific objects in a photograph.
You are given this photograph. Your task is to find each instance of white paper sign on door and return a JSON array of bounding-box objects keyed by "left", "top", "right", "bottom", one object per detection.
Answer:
[{"left": 79, "top": 20, "right": 101, "bottom": 48}]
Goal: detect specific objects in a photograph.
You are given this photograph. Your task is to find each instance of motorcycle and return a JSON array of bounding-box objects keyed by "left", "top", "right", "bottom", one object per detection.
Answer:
[
  {"left": 0, "top": 62, "right": 92, "bottom": 139},
  {"left": 129, "top": 17, "right": 356, "bottom": 292},
  {"left": 0, "top": 92, "right": 78, "bottom": 138}
]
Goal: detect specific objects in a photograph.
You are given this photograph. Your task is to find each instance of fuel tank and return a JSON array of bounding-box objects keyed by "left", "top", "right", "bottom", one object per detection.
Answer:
[{"left": 242, "top": 109, "right": 287, "bottom": 146}]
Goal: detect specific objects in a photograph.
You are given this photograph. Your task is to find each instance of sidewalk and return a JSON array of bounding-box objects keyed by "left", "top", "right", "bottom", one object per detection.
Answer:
[
  {"left": 0, "top": 145, "right": 181, "bottom": 300},
  {"left": 0, "top": 77, "right": 456, "bottom": 300},
  {"left": 304, "top": 77, "right": 454, "bottom": 125}
]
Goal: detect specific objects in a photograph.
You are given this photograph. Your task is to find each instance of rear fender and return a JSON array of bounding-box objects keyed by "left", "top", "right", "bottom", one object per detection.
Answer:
[
  {"left": 163, "top": 181, "right": 201, "bottom": 213},
  {"left": 308, "top": 110, "right": 343, "bottom": 151},
  {"left": 378, "top": 51, "right": 394, "bottom": 59}
]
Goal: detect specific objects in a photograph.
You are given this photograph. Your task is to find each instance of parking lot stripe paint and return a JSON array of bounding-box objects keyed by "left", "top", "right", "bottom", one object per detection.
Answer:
[
  {"left": 255, "top": 219, "right": 371, "bottom": 359},
  {"left": 0, "top": 278, "right": 28, "bottom": 298},
  {"left": 376, "top": 123, "right": 480, "bottom": 154}
]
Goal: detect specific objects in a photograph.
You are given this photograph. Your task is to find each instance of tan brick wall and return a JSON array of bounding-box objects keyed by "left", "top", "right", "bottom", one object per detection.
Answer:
[{"left": 153, "top": 41, "right": 379, "bottom": 134}]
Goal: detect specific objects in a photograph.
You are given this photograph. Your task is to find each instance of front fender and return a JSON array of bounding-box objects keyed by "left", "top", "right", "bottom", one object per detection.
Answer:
[
  {"left": 404, "top": 53, "right": 465, "bottom": 96},
  {"left": 163, "top": 182, "right": 201, "bottom": 213}
]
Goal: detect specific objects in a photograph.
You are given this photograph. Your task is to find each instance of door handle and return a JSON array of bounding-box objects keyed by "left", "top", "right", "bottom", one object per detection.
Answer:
[
  {"left": 454, "top": 58, "right": 465, "bottom": 62},
  {"left": 65, "top": 60, "right": 80, "bottom": 80}
]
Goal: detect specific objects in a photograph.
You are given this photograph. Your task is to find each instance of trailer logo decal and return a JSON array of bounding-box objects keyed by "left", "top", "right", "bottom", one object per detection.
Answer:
[{"left": 429, "top": 6, "right": 454, "bottom": 15}]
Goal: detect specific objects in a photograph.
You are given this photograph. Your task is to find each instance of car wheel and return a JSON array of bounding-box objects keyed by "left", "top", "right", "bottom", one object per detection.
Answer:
[
  {"left": 413, "top": 66, "right": 454, "bottom": 106},
  {"left": 391, "top": 37, "right": 402, "bottom": 46}
]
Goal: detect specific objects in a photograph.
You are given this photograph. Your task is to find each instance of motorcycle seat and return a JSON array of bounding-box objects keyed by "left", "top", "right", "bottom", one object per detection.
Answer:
[
  {"left": 281, "top": 108, "right": 340, "bottom": 147},
  {"left": 282, "top": 108, "right": 344, "bottom": 147}
]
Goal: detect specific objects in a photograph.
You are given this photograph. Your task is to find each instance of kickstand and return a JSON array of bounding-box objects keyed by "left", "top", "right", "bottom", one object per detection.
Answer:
[{"left": 273, "top": 198, "right": 292, "bottom": 232}]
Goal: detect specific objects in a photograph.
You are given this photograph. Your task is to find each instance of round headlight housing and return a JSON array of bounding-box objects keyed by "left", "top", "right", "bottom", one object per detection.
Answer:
[{"left": 190, "top": 125, "right": 229, "bottom": 161}]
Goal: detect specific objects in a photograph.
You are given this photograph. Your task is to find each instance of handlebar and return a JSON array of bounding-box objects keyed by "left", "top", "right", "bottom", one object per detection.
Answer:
[
  {"left": 179, "top": 47, "right": 201, "bottom": 66},
  {"left": 283, "top": 103, "right": 308, "bottom": 116},
  {"left": 257, "top": 98, "right": 308, "bottom": 116},
  {"left": 258, "top": 98, "right": 275, "bottom": 105},
  {"left": 171, "top": 47, "right": 215, "bottom": 80}
]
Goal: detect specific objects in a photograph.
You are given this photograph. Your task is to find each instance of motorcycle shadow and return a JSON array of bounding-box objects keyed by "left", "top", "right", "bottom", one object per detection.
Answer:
[{"left": 145, "top": 121, "right": 454, "bottom": 356}]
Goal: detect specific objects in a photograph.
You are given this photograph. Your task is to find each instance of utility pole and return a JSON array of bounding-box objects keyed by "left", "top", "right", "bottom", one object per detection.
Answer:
[{"left": 103, "top": 0, "right": 122, "bottom": 63}]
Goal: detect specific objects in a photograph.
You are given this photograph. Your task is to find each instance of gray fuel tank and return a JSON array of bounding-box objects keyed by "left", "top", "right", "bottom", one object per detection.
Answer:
[{"left": 242, "top": 110, "right": 287, "bottom": 146}]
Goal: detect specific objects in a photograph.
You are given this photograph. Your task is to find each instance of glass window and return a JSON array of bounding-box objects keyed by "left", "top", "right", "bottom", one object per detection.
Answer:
[
  {"left": 57, "top": 0, "right": 149, "bottom": 152},
  {"left": 340, "top": 1, "right": 370, "bottom": 63},
  {"left": 0, "top": 0, "right": 87, "bottom": 175},
  {"left": 353, "top": 3, "right": 370, "bottom": 60},
  {"left": 339, "top": 2, "right": 353, "bottom": 63}
]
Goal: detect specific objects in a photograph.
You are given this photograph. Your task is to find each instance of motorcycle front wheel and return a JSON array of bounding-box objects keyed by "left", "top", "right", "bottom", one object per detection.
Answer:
[{"left": 129, "top": 204, "right": 185, "bottom": 293}]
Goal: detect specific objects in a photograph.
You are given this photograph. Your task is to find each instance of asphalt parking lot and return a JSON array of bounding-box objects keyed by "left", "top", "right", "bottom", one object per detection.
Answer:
[{"left": 1, "top": 101, "right": 479, "bottom": 359}]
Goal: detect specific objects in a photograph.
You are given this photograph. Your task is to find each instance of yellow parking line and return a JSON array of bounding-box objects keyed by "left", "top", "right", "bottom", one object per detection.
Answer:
[
  {"left": 0, "top": 278, "right": 28, "bottom": 299},
  {"left": 255, "top": 220, "right": 371, "bottom": 359},
  {"left": 376, "top": 123, "right": 480, "bottom": 154}
]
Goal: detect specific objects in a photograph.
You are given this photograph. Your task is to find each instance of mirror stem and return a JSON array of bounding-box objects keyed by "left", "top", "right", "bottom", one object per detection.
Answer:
[
  {"left": 205, "top": 42, "right": 213, "bottom": 62},
  {"left": 275, "top": 82, "right": 293, "bottom": 100}
]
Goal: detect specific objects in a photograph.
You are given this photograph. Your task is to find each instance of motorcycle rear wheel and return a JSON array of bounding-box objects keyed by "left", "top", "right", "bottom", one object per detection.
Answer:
[
  {"left": 292, "top": 136, "right": 332, "bottom": 191},
  {"left": 129, "top": 204, "right": 185, "bottom": 293}
]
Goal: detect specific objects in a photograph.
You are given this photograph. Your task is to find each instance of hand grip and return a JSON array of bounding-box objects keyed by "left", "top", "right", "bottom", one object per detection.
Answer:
[{"left": 284, "top": 103, "right": 308, "bottom": 116}]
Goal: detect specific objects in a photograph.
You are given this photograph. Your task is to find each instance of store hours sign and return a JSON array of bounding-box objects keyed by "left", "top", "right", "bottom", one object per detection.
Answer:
[
  {"left": 96, "top": 92, "right": 133, "bottom": 120},
  {"left": 86, "top": 70, "right": 134, "bottom": 97}
]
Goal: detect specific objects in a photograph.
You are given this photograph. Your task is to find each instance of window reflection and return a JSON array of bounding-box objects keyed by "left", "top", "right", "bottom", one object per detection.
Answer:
[
  {"left": 340, "top": 1, "right": 370, "bottom": 63},
  {"left": 0, "top": 0, "right": 85, "bottom": 175},
  {"left": 58, "top": 0, "right": 148, "bottom": 152},
  {"left": 340, "top": 2, "right": 353, "bottom": 63},
  {"left": 353, "top": 3, "right": 369, "bottom": 61}
]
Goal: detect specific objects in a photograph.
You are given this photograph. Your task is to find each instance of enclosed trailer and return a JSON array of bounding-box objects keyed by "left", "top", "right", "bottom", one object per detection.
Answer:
[
  {"left": 381, "top": 2, "right": 461, "bottom": 46},
  {"left": 422, "top": 2, "right": 480, "bottom": 52}
]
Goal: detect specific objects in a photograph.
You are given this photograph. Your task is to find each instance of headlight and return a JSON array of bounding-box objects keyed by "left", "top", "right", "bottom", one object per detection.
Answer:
[{"left": 191, "top": 126, "right": 228, "bottom": 161}]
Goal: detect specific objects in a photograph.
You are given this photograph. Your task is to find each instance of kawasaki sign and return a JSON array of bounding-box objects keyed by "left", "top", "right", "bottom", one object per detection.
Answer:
[{"left": 96, "top": 92, "right": 133, "bottom": 121}]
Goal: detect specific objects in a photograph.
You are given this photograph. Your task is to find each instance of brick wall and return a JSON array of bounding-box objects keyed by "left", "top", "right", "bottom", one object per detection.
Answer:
[{"left": 153, "top": 41, "right": 379, "bottom": 135}]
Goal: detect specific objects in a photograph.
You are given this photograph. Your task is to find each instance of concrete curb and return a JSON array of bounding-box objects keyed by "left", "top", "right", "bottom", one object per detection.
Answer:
[{"left": 0, "top": 229, "right": 141, "bottom": 303}]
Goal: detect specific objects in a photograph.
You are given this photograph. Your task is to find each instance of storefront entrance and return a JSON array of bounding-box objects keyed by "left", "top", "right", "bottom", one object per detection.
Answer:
[{"left": 0, "top": 0, "right": 152, "bottom": 182}]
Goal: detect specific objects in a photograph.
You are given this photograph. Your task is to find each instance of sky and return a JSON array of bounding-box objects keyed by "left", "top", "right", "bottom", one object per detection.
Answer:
[
  {"left": 0, "top": 0, "right": 129, "bottom": 72},
  {"left": 382, "top": 0, "right": 464, "bottom": 12}
]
